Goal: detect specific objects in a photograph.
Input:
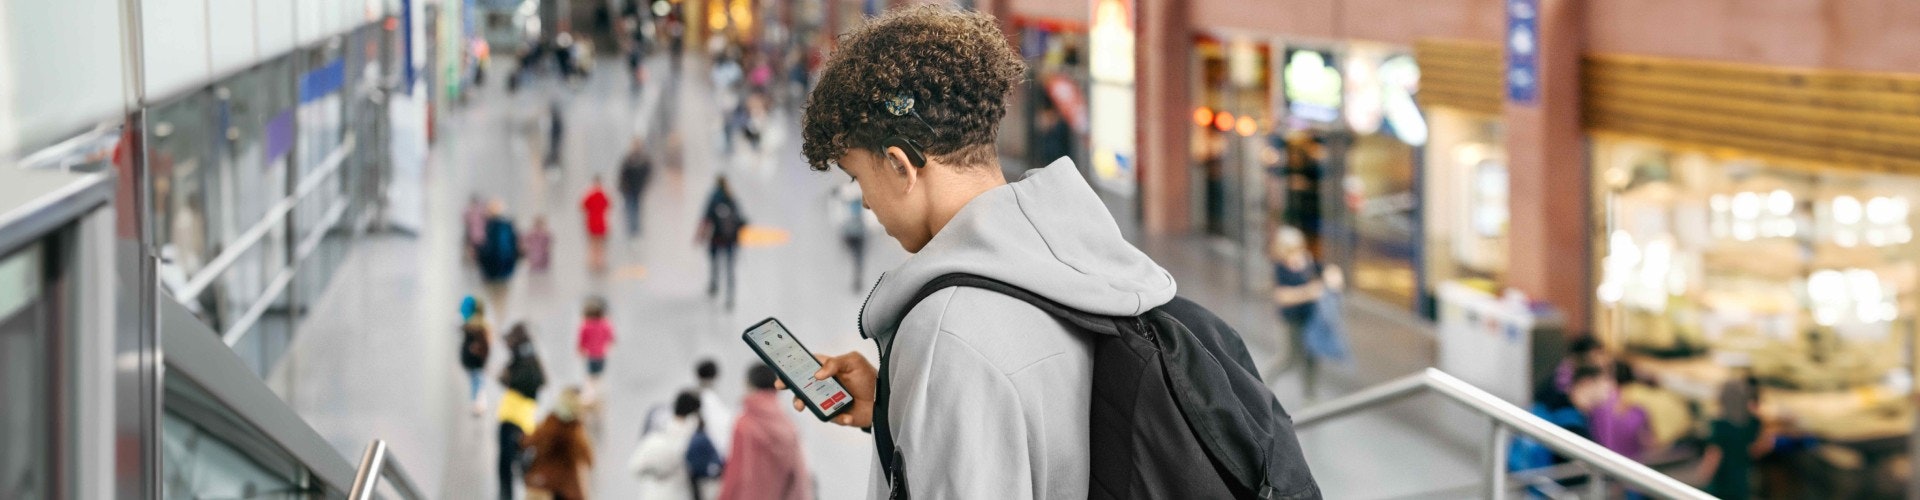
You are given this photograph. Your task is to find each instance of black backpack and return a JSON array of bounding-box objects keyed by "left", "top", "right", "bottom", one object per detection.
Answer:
[{"left": 874, "top": 274, "right": 1321, "bottom": 500}]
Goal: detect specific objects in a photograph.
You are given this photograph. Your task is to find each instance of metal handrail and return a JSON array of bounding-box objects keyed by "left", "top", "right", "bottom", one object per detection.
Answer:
[
  {"left": 348, "top": 440, "right": 427, "bottom": 500},
  {"left": 1293, "top": 368, "right": 1713, "bottom": 500},
  {"left": 161, "top": 293, "right": 426, "bottom": 499}
]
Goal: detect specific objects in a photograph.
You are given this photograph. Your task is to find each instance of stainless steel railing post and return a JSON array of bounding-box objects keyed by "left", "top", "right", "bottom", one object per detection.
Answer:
[
  {"left": 348, "top": 440, "right": 389, "bottom": 500},
  {"left": 1487, "top": 423, "right": 1510, "bottom": 500}
]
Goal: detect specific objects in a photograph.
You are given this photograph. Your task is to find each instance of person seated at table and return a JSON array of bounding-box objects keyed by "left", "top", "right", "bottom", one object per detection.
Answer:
[
  {"left": 1613, "top": 360, "right": 1690, "bottom": 455},
  {"left": 1570, "top": 364, "right": 1651, "bottom": 461}
]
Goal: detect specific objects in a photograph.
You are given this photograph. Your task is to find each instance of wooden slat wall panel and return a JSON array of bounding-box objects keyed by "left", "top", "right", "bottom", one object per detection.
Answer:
[
  {"left": 1417, "top": 39, "right": 1503, "bottom": 116},
  {"left": 1585, "top": 54, "right": 1920, "bottom": 174}
]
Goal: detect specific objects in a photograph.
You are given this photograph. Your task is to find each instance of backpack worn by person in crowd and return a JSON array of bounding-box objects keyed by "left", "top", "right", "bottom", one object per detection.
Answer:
[
  {"left": 874, "top": 274, "right": 1323, "bottom": 500},
  {"left": 685, "top": 427, "right": 725, "bottom": 496},
  {"left": 481, "top": 221, "right": 520, "bottom": 273},
  {"left": 710, "top": 201, "right": 745, "bottom": 245}
]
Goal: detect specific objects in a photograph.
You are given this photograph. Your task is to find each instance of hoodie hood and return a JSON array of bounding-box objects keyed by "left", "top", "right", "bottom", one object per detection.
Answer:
[{"left": 860, "top": 158, "right": 1176, "bottom": 341}]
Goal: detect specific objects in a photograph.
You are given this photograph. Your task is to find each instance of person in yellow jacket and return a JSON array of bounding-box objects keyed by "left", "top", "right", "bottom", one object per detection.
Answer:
[{"left": 497, "top": 324, "right": 547, "bottom": 500}]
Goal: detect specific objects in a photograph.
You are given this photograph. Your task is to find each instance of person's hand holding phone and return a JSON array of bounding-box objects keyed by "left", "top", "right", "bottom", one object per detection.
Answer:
[{"left": 775, "top": 351, "right": 876, "bottom": 428}]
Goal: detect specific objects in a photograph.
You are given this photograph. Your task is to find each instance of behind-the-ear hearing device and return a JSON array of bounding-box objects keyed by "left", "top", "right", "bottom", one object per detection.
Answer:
[
  {"left": 881, "top": 135, "right": 926, "bottom": 168},
  {"left": 880, "top": 92, "right": 935, "bottom": 169}
]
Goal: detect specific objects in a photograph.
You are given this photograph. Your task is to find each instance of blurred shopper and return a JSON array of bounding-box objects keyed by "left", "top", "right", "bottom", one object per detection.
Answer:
[
  {"left": 695, "top": 360, "right": 736, "bottom": 460},
  {"left": 461, "top": 317, "right": 494, "bottom": 415},
  {"left": 1615, "top": 361, "right": 1690, "bottom": 453},
  {"left": 577, "top": 297, "right": 615, "bottom": 391},
  {"left": 1282, "top": 133, "right": 1327, "bottom": 244},
  {"left": 712, "top": 52, "right": 744, "bottom": 154},
  {"left": 717, "top": 364, "right": 813, "bottom": 500},
  {"left": 830, "top": 183, "right": 869, "bottom": 292},
  {"left": 581, "top": 176, "right": 612, "bottom": 270},
  {"left": 546, "top": 101, "right": 567, "bottom": 167},
  {"left": 618, "top": 139, "right": 654, "bottom": 237},
  {"left": 697, "top": 176, "right": 746, "bottom": 309},
  {"left": 524, "top": 387, "right": 594, "bottom": 500},
  {"left": 1271, "top": 225, "right": 1330, "bottom": 397},
  {"left": 1033, "top": 104, "right": 1072, "bottom": 169},
  {"left": 1698, "top": 374, "right": 1773, "bottom": 499},
  {"left": 1569, "top": 364, "right": 1649, "bottom": 461},
  {"left": 523, "top": 216, "right": 554, "bottom": 273},
  {"left": 498, "top": 324, "right": 547, "bottom": 500},
  {"left": 466, "top": 195, "right": 489, "bottom": 259},
  {"left": 478, "top": 201, "right": 523, "bottom": 284},
  {"left": 1554, "top": 336, "right": 1612, "bottom": 396},
  {"left": 629, "top": 391, "right": 708, "bottom": 500}
]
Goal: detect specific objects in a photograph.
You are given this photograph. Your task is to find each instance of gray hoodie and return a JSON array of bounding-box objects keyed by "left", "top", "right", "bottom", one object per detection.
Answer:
[{"left": 859, "top": 158, "right": 1177, "bottom": 499}]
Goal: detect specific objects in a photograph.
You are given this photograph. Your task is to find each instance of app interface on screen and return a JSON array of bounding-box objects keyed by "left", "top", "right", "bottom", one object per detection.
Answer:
[{"left": 748, "top": 322, "right": 851, "bottom": 412}]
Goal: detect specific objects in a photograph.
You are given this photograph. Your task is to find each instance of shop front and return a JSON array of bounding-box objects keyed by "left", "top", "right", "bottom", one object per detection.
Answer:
[
  {"left": 1189, "top": 36, "right": 1272, "bottom": 249},
  {"left": 1587, "top": 55, "right": 1920, "bottom": 487},
  {"left": 995, "top": 16, "right": 1088, "bottom": 178},
  {"left": 1417, "top": 40, "right": 1509, "bottom": 301},
  {"left": 1270, "top": 41, "right": 1429, "bottom": 313}
]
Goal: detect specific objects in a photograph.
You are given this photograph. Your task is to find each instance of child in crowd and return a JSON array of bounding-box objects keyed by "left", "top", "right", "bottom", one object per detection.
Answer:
[
  {"left": 465, "top": 195, "right": 488, "bottom": 259},
  {"left": 577, "top": 297, "right": 615, "bottom": 391},
  {"left": 460, "top": 302, "right": 493, "bottom": 414},
  {"left": 522, "top": 216, "right": 553, "bottom": 273}
]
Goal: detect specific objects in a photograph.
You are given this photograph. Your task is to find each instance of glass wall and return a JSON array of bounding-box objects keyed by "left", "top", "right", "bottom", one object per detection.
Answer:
[
  {"left": 0, "top": 243, "right": 47, "bottom": 498},
  {"left": 1189, "top": 37, "right": 1271, "bottom": 244},
  {"left": 150, "top": 91, "right": 225, "bottom": 319}
]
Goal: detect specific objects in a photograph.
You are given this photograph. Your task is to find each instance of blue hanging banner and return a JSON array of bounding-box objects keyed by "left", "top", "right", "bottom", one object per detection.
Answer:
[{"left": 1506, "top": 0, "right": 1539, "bottom": 105}]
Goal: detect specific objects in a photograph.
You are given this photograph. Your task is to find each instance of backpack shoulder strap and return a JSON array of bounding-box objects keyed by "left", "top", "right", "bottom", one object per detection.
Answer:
[
  {"left": 908, "top": 273, "right": 1128, "bottom": 336},
  {"left": 873, "top": 273, "right": 1131, "bottom": 498}
]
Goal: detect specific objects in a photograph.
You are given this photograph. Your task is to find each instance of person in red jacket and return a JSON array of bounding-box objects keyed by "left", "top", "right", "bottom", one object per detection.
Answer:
[
  {"left": 718, "top": 364, "right": 813, "bottom": 500},
  {"left": 581, "top": 175, "right": 612, "bottom": 270}
]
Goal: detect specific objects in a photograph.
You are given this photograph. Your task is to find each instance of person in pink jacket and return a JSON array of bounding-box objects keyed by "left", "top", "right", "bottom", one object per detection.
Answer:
[
  {"left": 576, "top": 297, "right": 614, "bottom": 391},
  {"left": 719, "top": 364, "right": 813, "bottom": 500}
]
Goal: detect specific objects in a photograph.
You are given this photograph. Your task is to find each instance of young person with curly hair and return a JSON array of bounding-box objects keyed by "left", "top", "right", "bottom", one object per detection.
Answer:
[{"left": 788, "top": 5, "right": 1177, "bottom": 498}]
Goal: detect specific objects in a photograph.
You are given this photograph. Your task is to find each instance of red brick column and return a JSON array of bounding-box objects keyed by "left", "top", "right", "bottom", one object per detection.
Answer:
[
  {"left": 1134, "top": 0, "right": 1190, "bottom": 234},
  {"left": 1504, "top": 0, "right": 1590, "bottom": 328}
]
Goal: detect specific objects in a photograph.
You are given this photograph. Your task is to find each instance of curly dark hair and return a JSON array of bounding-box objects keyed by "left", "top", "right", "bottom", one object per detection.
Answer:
[{"left": 801, "top": 4, "right": 1026, "bottom": 171}]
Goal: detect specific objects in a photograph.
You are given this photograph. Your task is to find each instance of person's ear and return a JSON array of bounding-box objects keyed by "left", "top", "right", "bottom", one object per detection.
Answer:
[{"left": 884, "top": 146, "right": 920, "bottom": 194}]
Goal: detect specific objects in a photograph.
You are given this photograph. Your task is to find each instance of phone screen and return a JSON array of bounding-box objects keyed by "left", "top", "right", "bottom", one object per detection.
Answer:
[{"left": 743, "top": 319, "right": 852, "bottom": 419}]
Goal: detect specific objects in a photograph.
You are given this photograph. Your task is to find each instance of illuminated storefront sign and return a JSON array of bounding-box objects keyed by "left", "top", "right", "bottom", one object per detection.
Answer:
[{"left": 1283, "top": 49, "right": 1341, "bottom": 124}]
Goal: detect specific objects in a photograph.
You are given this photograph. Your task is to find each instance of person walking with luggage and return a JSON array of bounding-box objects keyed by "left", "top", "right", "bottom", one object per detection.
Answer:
[
  {"left": 576, "top": 297, "right": 615, "bottom": 392},
  {"left": 789, "top": 6, "right": 1316, "bottom": 499},
  {"left": 1270, "top": 225, "right": 1337, "bottom": 399},
  {"left": 497, "top": 324, "right": 547, "bottom": 500},
  {"left": 581, "top": 176, "right": 612, "bottom": 270},
  {"left": 717, "top": 364, "right": 812, "bottom": 500},
  {"left": 523, "top": 387, "right": 594, "bottom": 500},
  {"left": 617, "top": 139, "right": 654, "bottom": 237},
  {"left": 697, "top": 176, "right": 746, "bottom": 309}
]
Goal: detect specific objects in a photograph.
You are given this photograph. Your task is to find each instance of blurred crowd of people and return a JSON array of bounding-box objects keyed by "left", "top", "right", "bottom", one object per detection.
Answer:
[{"left": 446, "top": 24, "right": 835, "bottom": 497}]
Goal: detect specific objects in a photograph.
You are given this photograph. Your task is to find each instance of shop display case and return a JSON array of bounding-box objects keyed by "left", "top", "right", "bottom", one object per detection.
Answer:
[{"left": 1592, "top": 138, "right": 1918, "bottom": 434}]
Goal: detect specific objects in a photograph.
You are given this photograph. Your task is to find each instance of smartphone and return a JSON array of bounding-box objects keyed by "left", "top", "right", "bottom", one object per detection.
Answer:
[{"left": 742, "top": 318, "right": 854, "bottom": 421}]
